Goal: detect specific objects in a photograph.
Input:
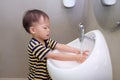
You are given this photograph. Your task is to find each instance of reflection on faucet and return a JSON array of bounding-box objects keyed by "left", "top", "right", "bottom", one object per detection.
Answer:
[
  {"left": 79, "top": 23, "right": 95, "bottom": 42},
  {"left": 79, "top": 23, "right": 84, "bottom": 42}
]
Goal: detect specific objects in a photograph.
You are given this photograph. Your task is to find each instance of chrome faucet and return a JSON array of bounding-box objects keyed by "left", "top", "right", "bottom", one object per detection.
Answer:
[{"left": 79, "top": 23, "right": 84, "bottom": 42}]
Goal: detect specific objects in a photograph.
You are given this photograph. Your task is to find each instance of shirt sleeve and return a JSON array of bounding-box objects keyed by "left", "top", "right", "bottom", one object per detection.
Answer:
[
  {"left": 32, "top": 44, "right": 50, "bottom": 60},
  {"left": 47, "top": 38, "right": 57, "bottom": 50}
]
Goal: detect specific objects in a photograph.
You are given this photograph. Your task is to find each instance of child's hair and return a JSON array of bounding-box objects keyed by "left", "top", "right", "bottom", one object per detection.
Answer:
[{"left": 22, "top": 9, "right": 49, "bottom": 33}]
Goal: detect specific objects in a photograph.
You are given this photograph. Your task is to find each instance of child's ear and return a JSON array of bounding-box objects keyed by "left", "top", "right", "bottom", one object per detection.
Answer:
[{"left": 29, "top": 27, "right": 35, "bottom": 34}]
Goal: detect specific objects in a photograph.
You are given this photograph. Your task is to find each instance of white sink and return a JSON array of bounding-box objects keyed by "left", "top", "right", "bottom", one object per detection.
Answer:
[{"left": 47, "top": 30, "right": 113, "bottom": 80}]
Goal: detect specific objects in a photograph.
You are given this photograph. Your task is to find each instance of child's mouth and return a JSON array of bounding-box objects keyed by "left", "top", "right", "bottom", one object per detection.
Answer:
[{"left": 47, "top": 34, "right": 49, "bottom": 37}]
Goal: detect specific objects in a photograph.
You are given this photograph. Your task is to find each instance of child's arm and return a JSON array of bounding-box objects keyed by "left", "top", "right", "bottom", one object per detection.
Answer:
[
  {"left": 55, "top": 43, "right": 81, "bottom": 54},
  {"left": 46, "top": 51, "right": 85, "bottom": 63},
  {"left": 46, "top": 43, "right": 88, "bottom": 63},
  {"left": 55, "top": 43, "right": 89, "bottom": 55}
]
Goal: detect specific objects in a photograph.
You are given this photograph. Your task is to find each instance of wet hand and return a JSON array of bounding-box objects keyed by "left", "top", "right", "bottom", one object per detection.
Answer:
[
  {"left": 82, "top": 50, "right": 89, "bottom": 56},
  {"left": 76, "top": 50, "right": 89, "bottom": 63}
]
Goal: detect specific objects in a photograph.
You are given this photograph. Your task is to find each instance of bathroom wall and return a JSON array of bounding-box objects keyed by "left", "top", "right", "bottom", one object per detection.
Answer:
[
  {"left": 0, "top": 0, "right": 120, "bottom": 80},
  {"left": 0, "top": 0, "right": 84, "bottom": 78}
]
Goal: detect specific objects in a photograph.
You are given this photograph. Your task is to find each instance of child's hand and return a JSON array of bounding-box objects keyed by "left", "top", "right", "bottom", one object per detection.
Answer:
[
  {"left": 76, "top": 50, "right": 89, "bottom": 63},
  {"left": 75, "top": 54, "right": 85, "bottom": 63},
  {"left": 74, "top": 49, "right": 89, "bottom": 55},
  {"left": 82, "top": 50, "right": 89, "bottom": 56}
]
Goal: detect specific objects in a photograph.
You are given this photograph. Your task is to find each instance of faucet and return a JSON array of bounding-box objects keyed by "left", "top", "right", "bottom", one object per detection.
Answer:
[
  {"left": 79, "top": 23, "right": 95, "bottom": 42},
  {"left": 79, "top": 23, "right": 84, "bottom": 42}
]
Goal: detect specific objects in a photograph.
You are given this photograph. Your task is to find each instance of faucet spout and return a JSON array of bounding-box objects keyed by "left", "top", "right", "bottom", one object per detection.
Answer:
[{"left": 79, "top": 23, "right": 84, "bottom": 42}]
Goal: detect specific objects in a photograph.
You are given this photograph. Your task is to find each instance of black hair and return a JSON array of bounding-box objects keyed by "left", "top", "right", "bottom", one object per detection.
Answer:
[{"left": 22, "top": 9, "right": 49, "bottom": 33}]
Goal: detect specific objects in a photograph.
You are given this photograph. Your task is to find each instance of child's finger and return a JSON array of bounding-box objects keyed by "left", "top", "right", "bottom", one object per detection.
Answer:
[
  {"left": 83, "top": 50, "right": 89, "bottom": 55},
  {"left": 84, "top": 50, "right": 89, "bottom": 53}
]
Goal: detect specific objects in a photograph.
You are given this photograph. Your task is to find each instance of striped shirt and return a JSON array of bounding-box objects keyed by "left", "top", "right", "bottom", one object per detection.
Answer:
[{"left": 27, "top": 38, "right": 57, "bottom": 80}]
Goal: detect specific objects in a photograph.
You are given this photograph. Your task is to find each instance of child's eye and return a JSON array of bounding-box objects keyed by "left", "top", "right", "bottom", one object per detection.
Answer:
[
  {"left": 44, "top": 27, "right": 47, "bottom": 29},
  {"left": 43, "top": 26, "right": 49, "bottom": 29}
]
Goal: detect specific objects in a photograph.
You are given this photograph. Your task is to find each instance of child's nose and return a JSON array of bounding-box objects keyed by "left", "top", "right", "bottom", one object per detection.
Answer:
[{"left": 47, "top": 28, "right": 50, "bottom": 32}]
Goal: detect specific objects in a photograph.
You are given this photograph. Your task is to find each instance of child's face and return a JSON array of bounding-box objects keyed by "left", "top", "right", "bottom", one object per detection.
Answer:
[{"left": 30, "top": 17, "right": 50, "bottom": 41}]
